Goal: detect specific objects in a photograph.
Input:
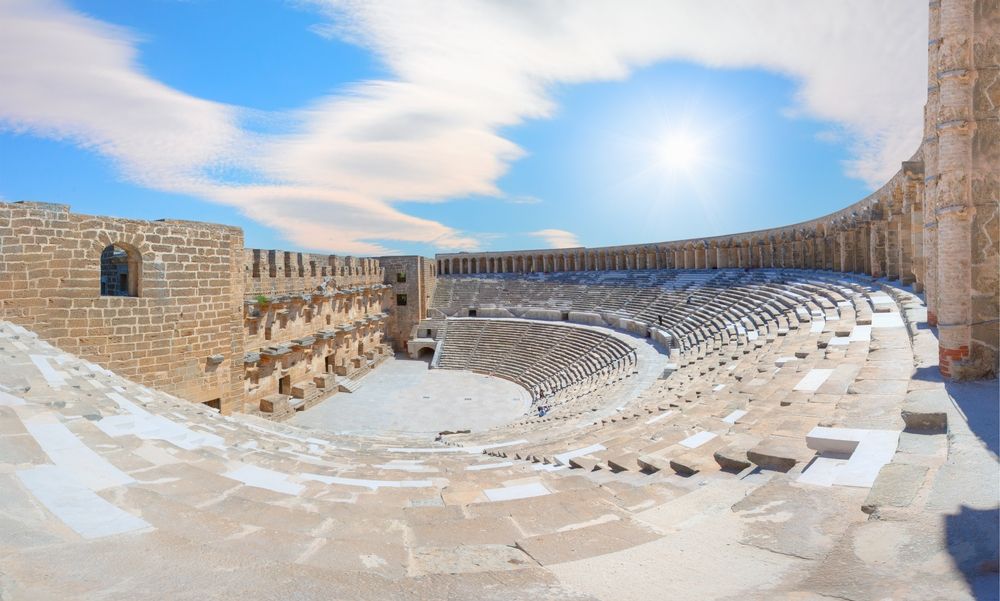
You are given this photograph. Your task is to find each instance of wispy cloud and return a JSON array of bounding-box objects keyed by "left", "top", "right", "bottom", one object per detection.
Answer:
[
  {"left": 0, "top": 0, "right": 926, "bottom": 254},
  {"left": 503, "top": 194, "right": 542, "bottom": 205},
  {"left": 530, "top": 229, "right": 581, "bottom": 249}
]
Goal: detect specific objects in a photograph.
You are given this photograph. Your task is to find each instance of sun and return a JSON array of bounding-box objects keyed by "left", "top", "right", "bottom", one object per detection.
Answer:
[{"left": 657, "top": 130, "right": 705, "bottom": 174}]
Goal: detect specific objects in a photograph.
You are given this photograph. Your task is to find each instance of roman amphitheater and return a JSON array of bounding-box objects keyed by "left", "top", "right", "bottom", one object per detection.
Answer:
[{"left": 0, "top": 2, "right": 997, "bottom": 600}]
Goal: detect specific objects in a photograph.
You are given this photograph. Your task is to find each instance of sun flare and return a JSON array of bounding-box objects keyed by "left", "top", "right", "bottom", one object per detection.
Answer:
[{"left": 657, "top": 130, "right": 705, "bottom": 174}]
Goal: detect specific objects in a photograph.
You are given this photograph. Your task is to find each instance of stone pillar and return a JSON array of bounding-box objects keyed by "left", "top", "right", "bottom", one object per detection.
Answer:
[
  {"left": 967, "top": 0, "right": 999, "bottom": 377},
  {"left": 845, "top": 229, "right": 857, "bottom": 272},
  {"left": 886, "top": 190, "right": 902, "bottom": 280},
  {"left": 933, "top": 0, "right": 978, "bottom": 378},
  {"left": 904, "top": 162, "right": 925, "bottom": 289},
  {"left": 869, "top": 221, "right": 885, "bottom": 276}
]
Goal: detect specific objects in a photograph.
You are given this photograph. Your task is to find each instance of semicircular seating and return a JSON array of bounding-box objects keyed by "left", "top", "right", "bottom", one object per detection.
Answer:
[
  {"left": 0, "top": 270, "right": 990, "bottom": 600},
  {"left": 435, "top": 318, "right": 637, "bottom": 404}
]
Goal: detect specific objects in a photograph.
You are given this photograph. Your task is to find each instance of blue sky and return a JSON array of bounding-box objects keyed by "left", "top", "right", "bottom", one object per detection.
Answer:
[{"left": 0, "top": 1, "right": 926, "bottom": 256}]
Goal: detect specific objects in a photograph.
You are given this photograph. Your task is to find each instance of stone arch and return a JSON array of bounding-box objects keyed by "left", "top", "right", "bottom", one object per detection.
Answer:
[
  {"left": 93, "top": 232, "right": 148, "bottom": 298},
  {"left": 99, "top": 242, "right": 142, "bottom": 297}
]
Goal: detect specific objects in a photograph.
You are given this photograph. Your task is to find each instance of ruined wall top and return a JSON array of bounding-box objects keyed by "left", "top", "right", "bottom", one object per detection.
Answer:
[
  {"left": 243, "top": 248, "right": 384, "bottom": 300},
  {"left": 436, "top": 151, "right": 921, "bottom": 262}
]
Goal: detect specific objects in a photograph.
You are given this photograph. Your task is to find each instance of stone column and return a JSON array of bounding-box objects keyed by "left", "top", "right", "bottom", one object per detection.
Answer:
[
  {"left": 857, "top": 222, "right": 871, "bottom": 275},
  {"left": 886, "top": 190, "right": 902, "bottom": 280},
  {"left": 967, "top": 0, "right": 998, "bottom": 377},
  {"left": 843, "top": 229, "right": 854, "bottom": 272},
  {"left": 933, "top": 0, "right": 977, "bottom": 378},
  {"left": 869, "top": 220, "right": 886, "bottom": 277},
  {"left": 904, "top": 162, "right": 925, "bottom": 289}
]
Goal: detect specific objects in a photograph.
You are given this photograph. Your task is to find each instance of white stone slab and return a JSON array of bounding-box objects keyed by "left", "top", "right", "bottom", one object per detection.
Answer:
[
  {"left": 868, "top": 292, "right": 895, "bottom": 306},
  {"left": 483, "top": 481, "right": 550, "bottom": 502},
  {"left": 374, "top": 460, "right": 438, "bottom": 473},
  {"left": 810, "top": 320, "right": 826, "bottom": 333},
  {"left": 679, "top": 431, "right": 717, "bottom": 449},
  {"left": 97, "top": 392, "right": 224, "bottom": 451},
  {"left": 848, "top": 325, "right": 872, "bottom": 342},
  {"left": 300, "top": 472, "right": 433, "bottom": 490},
  {"left": 645, "top": 411, "right": 675, "bottom": 425},
  {"left": 793, "top": 369, "right": 834, "bottom": 392},
  {"left": 799, "top": 427, "right": 901, "bottom": 488},
  {"left": 871, "top": 312, "right": 904, "bottom": 328},
  {"left": 29, "top": 355, "right": 66, "bottom": 388},
  {"left": 16, "top": 465, "right": 150, "bottom": 539},
  {"left": 795, "top": 455, "right": 847, "bottom": 487},
  {"left": 466, "top": 461, "right": 514, "bottom": 471},
  {"left": 85, "top": 378, "right": 106, "bottom": 390},
  {"left": 388, "top": 439, "right": 527, "bottom": 454},
  {"left": 5, "top": 323, "right": 34, "bottom": 338},
  {"left": 775, "top": 356, "right": 797, "bottom": 367},
  {"left": 224, "top": 465, "right": 304, "bottom": 495},
  {"left": 712, "top": 384, "right": 726, "bottom": 392},
  {"left": 83, "top": 361, "right": 114, "bottom": 377},
  {"left": 531, "top": 463, "right": 566, "bottom": 472},
  {"left": 722, "top": 410, "right": 748, "bottom": 424},
  {"left": 0, "top": 390, "right": 26, "bottom": 406},
  {"left": 22, "top": 413, "right": 134, "bottom": 491},
  {"left": 553, "top": 443, "right": 606, "bottom": 466}
]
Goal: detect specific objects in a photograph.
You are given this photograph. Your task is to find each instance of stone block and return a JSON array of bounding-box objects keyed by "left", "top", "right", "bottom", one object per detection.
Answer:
[
  {"left": 747, "top": 438, "right": 814, "bottom": 472},
  {"left": 606, "top": 453, "right": 640, "bottom": 472},
  {"left": 259, "top": 394, "right": 289, "bottom": 414},
  {"left": 900, "top": 388, "right": 950, "bottom": 432},
  {"left": 861, "top": 463, "right": 929, "bottom": 514},
  {"left": 670, "top": 451, "right": 712, "bottom": 475},
  {"left": 713, "top": 434, "right": 760, "bottom": 471},
  {"left": 568, "top": 455, "right": 600, "bottom": 471},
  {"left": 636, "top": 451, "right": 672, "bottom": 473}
]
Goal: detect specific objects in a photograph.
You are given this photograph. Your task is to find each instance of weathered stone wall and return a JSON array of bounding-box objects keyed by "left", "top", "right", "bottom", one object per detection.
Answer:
[
  {"left": 435, "top": 0, "right": 999, "bottom": 380},
  {"left": 0, "top": 201, "right": 245, "bottom": 411},
  {"left": 0, "top": 203, "right": 397, "bottom": 415},
  {"left": 379, "top": 255, "right": 437, "bottom": 351},
  {"left": 241, "top": 286, "right": 389, "bottom": 412},
  {"left": 240, "top": 249, "right": 390, "bottom": 412},
  {"left": 243, "top": 249, "right": 383, "bottom": 299}
]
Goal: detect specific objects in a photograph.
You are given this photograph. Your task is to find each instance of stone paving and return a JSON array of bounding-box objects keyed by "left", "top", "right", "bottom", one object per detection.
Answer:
[{"left": 289, "top": 354, "right": 530, "bottom": 437}]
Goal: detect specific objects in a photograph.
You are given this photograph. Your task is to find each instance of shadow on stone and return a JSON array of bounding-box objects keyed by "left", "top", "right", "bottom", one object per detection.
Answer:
[
  {"left": 946, "top": 379, "right": 1000, "bottom": 456},
  {"left": 945, "top": 506, "right": 1000, "bottom": 600}
]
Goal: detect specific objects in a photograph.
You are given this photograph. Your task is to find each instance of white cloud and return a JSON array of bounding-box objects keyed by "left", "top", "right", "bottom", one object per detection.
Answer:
[
  {"left": 0, "top": 0, "right": 244, "bottom": 189},
  {"left": 504, "top": 195, "right": 542, "bottom": 205},
  {"left": 530, "top": 229, "right": 581, "bottom": 249},
  {"left": 0, "top": 0, "right": 926, "bottom": 254}
]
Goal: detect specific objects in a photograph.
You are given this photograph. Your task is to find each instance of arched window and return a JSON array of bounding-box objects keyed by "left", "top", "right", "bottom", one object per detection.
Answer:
[{"left": 100, "top": 244, "right": 140, "bottom": 297}]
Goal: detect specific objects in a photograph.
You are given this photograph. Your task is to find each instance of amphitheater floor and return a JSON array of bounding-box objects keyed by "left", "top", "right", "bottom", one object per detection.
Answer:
[{"left": 289, "top": 354, "right": 532, "bottom": 438}]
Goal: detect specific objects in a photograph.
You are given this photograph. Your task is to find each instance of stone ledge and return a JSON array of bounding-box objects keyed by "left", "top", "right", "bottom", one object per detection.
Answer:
[
  {"left": 901, "top": 388, "right": 950, "bottom": 432},
  {"left": 862, "top": 462, "right": 929, "bottom": 514}
]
